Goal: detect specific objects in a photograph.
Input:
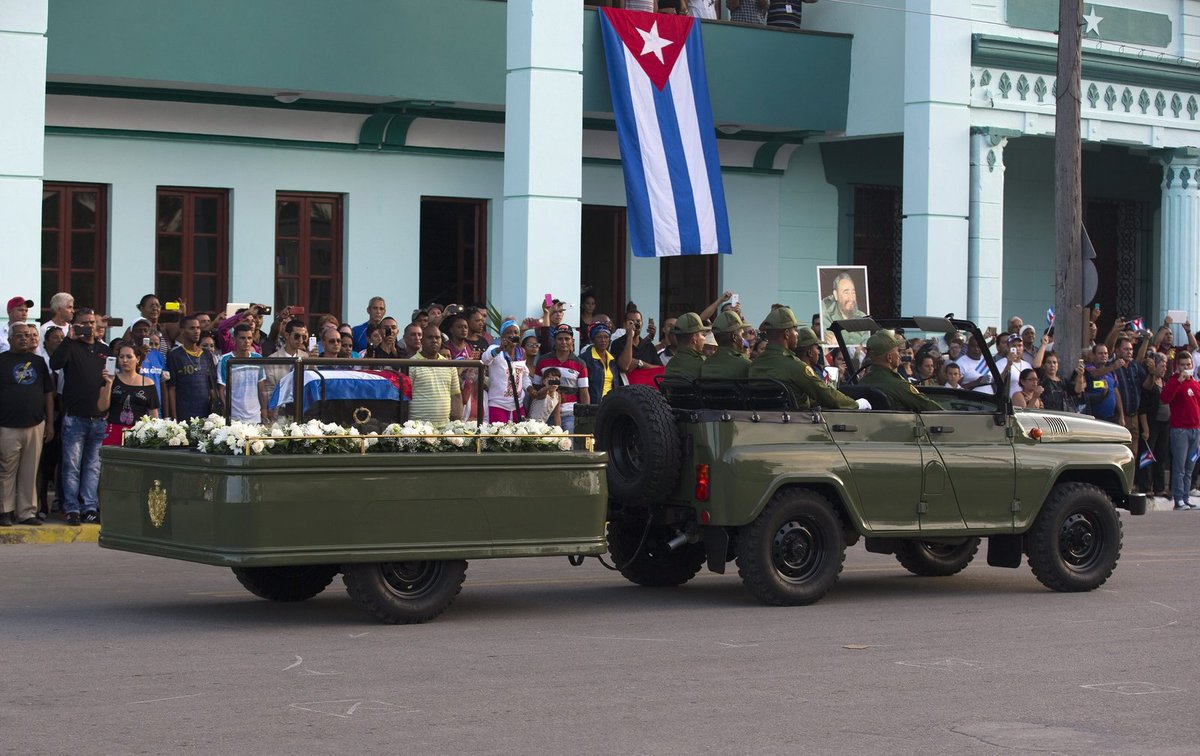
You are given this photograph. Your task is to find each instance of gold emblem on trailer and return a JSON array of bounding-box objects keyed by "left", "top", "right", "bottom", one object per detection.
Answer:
[{"left": 147, "top": 480, "right": 167, "bottom": 528}]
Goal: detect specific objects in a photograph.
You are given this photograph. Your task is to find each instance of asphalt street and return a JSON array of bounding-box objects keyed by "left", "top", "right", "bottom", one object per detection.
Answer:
[{"left": 2, "top": 511, "right": 1197, "bottom": 755}]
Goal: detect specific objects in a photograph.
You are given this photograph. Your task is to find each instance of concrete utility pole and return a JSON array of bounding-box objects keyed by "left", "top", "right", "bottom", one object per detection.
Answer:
[{"left": 1054, "top": 0, "right": 1083, "bottom": 364}]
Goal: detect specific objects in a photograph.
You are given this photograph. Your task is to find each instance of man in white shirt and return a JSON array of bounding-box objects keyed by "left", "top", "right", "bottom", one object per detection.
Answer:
[
  {"left": 218, "top": 323, "right": 269, "bottom": 423},
  {"left": 39, "top": 292, "right": 74, "bottom": 342},
  {"left": 993, "top": 334, "right": 1028, "bottom": 398},
  {"left": 951, "top": 334, "right": 995, "bottom": 394},
  {"left": 688, "top": 0, "right": 718, "bottom": 19}
]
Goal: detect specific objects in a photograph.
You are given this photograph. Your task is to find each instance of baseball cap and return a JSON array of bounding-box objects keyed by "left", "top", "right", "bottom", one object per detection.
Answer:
[
  {"left": 1006, "top": 333, "right": 1022, "bottom": 344},
  {"left": 6, "top": 296, "right": 34, "bottom": 311},
  {"left": 761, "top": 306, "right": 800, "bottom": 331},
  {"left": 795, "top": 326, "right": 821, "bottom": 349},
  {"left": 865, "top": 329, "right": 906, "bottom": 357},
  {"left": 552, "top": 324, "right": 574, "bottom": 338},
  {"left": 711, "top": 310, "right": 745, "bottom": 334},
  {"left": 672, "top": 312, "right": 711, "bottom": 335}
]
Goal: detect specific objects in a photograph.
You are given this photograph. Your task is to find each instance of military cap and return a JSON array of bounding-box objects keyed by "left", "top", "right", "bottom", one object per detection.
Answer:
[
  {"left": 865, "top": 329, "right": 906, "bottom": 357},
  {"left": 672, "top": 312, "right": 711, "bottom": 334},
  {"left": 761, "top": 306, "right": 800, "bottom": 331},
  {"left": 795, "top": 326, "right": 821, "bottom": 349},
  {"left": 711, "top": 310, "right": 745, "bottom": 334}
]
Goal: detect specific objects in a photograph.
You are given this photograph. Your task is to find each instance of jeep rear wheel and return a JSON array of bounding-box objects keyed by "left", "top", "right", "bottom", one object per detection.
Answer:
[
  {"left": 606, "top": 519, "right": 706, "bottom": 587},
  {"left": 1026, "top": 482, "right": 1122, "bottom": 592},
  {"left": 342, "top": 560, "right": 467, "bottom": 624},
  {"left": 735, "top": 488, "right": 845, "bottom": 606},
  {"left": 894, "top": 538, "right": 980, "bottom": 577},
  {"left": 231, "top": 564, "right": 339, "bottom": 602}
]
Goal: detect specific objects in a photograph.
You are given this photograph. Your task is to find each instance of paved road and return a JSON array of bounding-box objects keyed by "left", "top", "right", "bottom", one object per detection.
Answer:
[{"left": 3, "top": 511, "right": 1197, "bottom": 755}]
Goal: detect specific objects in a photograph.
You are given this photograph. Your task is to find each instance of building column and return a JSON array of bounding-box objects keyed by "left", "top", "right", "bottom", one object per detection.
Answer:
[
  {"left": 900, "top": 0, "right": 971, "bottom": 318},
  {"left": 0, "top": 2, "right": 48, "bottom": 310},
  {"left": 1158, "top": 150, "right": 1200, "bottom": 325},
  {"left": 497, "top": 0, "right": 583, "bottom": 318},
  {"left": 967, "top": 130, "right": 1010, "bottom": 329}
]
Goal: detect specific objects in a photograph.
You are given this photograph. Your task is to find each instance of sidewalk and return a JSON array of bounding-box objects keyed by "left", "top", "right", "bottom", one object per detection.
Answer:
[{"left": 0, "top": 514, "right": 100, "bottom": 545}]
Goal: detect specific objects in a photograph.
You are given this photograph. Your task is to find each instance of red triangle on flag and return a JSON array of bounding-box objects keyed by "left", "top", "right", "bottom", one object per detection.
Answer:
[{"left": 601, "top": 8, "right": 693, "bottom": 91}]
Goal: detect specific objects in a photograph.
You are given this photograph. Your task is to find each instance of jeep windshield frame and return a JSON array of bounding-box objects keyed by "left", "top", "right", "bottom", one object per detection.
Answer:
[{"left": 828, "top": 316, "right": 1010, "bottom": 411}]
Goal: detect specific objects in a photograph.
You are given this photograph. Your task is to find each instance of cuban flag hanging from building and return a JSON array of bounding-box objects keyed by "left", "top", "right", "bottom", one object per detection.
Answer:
[{"left": 600, "top": 8, "right": 732, "bottom": 258}]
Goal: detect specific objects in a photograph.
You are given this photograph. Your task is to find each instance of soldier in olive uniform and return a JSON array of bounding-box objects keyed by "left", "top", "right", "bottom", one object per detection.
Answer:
[
  {"left": 701, "top": 310, "right": 750, "bottom": 379},
  {"left": 749, "top": 307, "right": 867, "bottom": 410},
  {"left": 858, "top": 329, "right": 943, "bottom": 411},
  {"left": 663, "top": 312, "right": 709, "bottom": 380}
]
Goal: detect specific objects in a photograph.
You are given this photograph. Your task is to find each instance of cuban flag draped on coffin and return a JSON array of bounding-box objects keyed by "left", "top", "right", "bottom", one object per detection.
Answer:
[{"left": 599, "top": 8, "right": 732, "bottom": 258}]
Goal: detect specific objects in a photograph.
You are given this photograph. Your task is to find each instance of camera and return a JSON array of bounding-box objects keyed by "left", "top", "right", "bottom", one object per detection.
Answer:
[
  {"left": 106, "top": 316, "right": 124, "bottom": 327},
  {"left": 546, "top": 380, "right": 561, "bottom": 386},
  {"left": 75, "top": 325, "right": 93, "bottom": 338},
  {"left": 382, "top": 327, "right": 394, "bottom": 336}
]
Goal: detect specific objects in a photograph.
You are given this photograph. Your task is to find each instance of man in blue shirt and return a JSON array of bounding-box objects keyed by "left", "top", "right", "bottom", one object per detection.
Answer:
[{"left": 351, "top": 297, "right": 387, "bottom": 352}]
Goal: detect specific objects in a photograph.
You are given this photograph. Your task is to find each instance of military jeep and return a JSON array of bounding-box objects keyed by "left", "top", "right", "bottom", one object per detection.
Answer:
[{"left": 584, "top": 316, "right": 1146, "bottom": 606}]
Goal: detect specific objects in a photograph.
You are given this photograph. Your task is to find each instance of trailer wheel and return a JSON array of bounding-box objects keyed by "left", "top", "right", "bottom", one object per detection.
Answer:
[
  {"left": 231, "top": 565, "right": 339, "bottom": 602},
  {"left": 342, "top": 560, "right": 467, "bottom": 624}
]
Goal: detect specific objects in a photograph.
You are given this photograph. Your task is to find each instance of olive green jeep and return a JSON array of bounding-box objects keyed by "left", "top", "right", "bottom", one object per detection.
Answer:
[{"left": 583, "top": 316, "right": 1146, "bottom": 606}]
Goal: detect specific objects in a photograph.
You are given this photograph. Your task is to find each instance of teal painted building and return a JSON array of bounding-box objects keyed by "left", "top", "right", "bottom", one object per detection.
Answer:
[{"left": 4, "top": 1, "right": 1200, "bottom": 336}]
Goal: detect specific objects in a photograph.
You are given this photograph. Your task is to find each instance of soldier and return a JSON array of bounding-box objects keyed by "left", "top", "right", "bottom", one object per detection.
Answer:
[
  {"left": 858, "top": 329, "right": 943, "bottom": 411},
  {"left": 701, "top": 310, "right": 750, "bottom": 379},
  {"left": 749, "top": 307, "right": 867, "bottom": 410},
  {"left": 663, "top": 312, "right": 708, "bottom": 380}
]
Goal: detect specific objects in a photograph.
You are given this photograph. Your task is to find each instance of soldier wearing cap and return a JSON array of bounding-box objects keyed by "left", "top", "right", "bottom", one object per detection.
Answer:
[
  {"left": 701, "top": 310, "right": 751, "bottom": 379},
  {"left": 749, "top": 307, "right": 865, "bottom": 410},
  {"left": 859, "top": 329, "right": 943, "bottom": 411},
  {"left": 663, "top": 312, "right": 709, "bottom": 380}
]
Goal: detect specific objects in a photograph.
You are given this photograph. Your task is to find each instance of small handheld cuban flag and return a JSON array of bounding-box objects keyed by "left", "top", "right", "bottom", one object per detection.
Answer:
[
  {"left": 1046, "top": 307, "right": 1055, "bottom": 328},
  {"left": 1129, "top": 317, "right": 1145, "bottom": 332},
  {"left": 1138, "top": 447, "right": 1155, "bottom": 469},
  {"left": 599, "top": 8, "right": 732, "bottom": 258},
  {"left": 1190, "top": 447, "right": 1200, "bottom": 466}
]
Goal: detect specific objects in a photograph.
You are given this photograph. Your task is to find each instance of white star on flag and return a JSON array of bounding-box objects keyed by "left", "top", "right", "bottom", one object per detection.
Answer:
[
  {"left": 636, "top": 21, "right": 673, "bottom": 64},
  {"left": 1083, "top": 7, "right": 1103, "bottom": 35}
]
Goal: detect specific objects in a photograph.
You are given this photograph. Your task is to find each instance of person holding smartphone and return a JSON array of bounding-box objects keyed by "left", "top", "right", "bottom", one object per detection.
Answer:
[
  {"left": 49, "top": 309, "right": 110, "bottom": 525},
  {"left": 481, "top": 320, "right": 531, "bottom": 423},
  {"left": 1160, "top": 351, "right": 1200, "bottom": 510},
  {"left": 99, "top": 342, "right": 158, "bottom": 446}
]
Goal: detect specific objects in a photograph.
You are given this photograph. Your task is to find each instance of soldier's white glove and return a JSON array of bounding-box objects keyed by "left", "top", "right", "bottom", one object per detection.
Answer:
[{"left": 855, "top": 398, "right": 872, "bottom": 411}]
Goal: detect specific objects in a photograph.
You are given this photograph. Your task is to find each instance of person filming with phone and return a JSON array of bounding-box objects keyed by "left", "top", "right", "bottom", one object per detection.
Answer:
[
  {"left": 99, "top": 342, "right": 159, "bottom": 446},
  {"left": 49, "top": 308, "right": 110, "bottom": 525},
  {"left": 1160, "top": 351, "right": 1200, "bottom": 510}
]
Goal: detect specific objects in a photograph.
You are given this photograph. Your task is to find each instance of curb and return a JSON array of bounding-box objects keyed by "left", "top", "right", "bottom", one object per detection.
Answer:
[{"left": 0, "top": 523, "right": 100, "bottom": 545}]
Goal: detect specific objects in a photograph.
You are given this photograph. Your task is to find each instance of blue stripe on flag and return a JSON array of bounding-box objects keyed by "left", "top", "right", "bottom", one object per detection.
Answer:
[
  {"left": 600, "top": 14, "right": 656, "bottom": 258},
  {"left": 653, "top": 80, "right": 702, "bottom": 255},
  {"left": 683, "top": 28, "right": 732, "bottom": 254}
]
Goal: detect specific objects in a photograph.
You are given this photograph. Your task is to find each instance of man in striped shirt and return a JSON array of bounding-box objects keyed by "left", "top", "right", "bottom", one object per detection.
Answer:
[{"left": 409, "top": 324, "right": 462, "bottom": 425}]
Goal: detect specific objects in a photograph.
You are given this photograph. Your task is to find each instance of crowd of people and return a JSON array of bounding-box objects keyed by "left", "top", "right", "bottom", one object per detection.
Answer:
[{"left": 5, "top": 284, "right": 1200, "bottom": 528}]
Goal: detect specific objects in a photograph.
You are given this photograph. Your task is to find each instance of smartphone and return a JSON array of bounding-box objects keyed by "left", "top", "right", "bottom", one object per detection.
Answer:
[
  {"left": 307, "top": 336, "right": 317, "bottom": 352},
  {"left": 1167, "top": 309, "right": 1188, "bottom": 323},
  {"left": 258, "top": 305, "right": 273, "bottom": 316},
  {"left": 142, "top": 337, "right": 151, "bottom": 348},
  {"left": 1009, "top": 347, "right": 1017, "bottom": 357},
  {"left": 730, "top": 293, "right": 740, "bottom": 307},
  {"left": 290, "top": 305, "right": 306, "bottom": 317},
  {"left": 104, "top": 356, "right": 117, "bottom": 375},
  {"left": 106, "top": 317, "right": 124, "bottom": 328},
  {"left": 544, "top": 293, "right": 554, "bottom": 309},
  {"left": 164, "top": 301, "right": 181, "bottom": 312}
]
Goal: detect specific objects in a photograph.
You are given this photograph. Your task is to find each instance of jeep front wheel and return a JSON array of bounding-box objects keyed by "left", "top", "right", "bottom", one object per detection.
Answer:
[
  {"left": 1026, "top": 482, "right": 1122, "bottom": 592},
  {"left": 894, "top": 538, "right": 980, "bottom": 577},
  {"left": 606, "top": 519, "right": 707, "bottom": 587},
  {"left": 735, "top": 488, "right": 845, "bottom": 606},
  {"left": 342, "top": 560, "right": 467, "bottom": 624}
]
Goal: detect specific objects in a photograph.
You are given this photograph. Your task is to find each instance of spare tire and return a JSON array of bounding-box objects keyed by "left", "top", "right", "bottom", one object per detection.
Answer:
[{"left": 595, "top": 384, "right": 682, "bottom": 507}]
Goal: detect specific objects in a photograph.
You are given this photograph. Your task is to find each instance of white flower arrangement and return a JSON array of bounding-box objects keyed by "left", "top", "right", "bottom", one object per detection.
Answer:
[
  {"left": 124, "top": 416, "right": 190, "bottom": 449},
  {"left": 126, "top": 415, "right": 577, "bottom": 455}
]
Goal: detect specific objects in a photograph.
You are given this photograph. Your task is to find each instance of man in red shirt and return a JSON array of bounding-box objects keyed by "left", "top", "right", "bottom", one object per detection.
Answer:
[
  {"left": 1160, "top": 351, "right": 1200, "bottom": 510},
  {"left": 533, "top": 325, "right": 589, "bottom": 432}
]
